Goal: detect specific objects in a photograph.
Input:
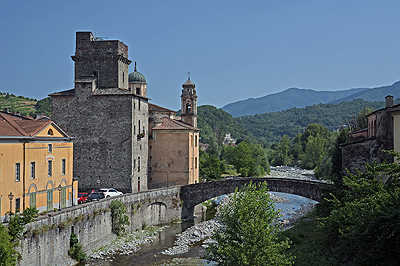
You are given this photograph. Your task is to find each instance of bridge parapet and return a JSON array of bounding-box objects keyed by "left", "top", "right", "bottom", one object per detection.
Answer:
[{"left": 180, "top": 177, "right": 332, "bottom": 219}]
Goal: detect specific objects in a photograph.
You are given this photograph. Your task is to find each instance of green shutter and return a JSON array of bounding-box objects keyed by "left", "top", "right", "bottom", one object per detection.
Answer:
[
  {"left": 61, "top": 187, "right": 66, "bottom": 208},
  {"left": 47, "top": 190, "right": 53, "bottom": 211},
  {"left": 30, "top": 193, "right": 36, "bottom": 208}
]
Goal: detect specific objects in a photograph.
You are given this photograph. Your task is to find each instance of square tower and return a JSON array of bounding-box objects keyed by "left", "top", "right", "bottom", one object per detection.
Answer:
[{"left": 71, "top": 32, "right": 131, "bottom": 90}]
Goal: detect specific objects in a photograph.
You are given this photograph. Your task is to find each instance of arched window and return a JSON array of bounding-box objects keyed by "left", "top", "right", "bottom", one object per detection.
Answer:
[
  {"left": 186, "top": 103, "right": 191, "bottom": 114},
  {"left": 47, "top": 129, "right": 53, "bottom": 135}
]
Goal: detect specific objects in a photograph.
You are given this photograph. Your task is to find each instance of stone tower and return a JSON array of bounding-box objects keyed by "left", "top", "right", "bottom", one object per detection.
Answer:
[
  {"left": 72, "top": 31, "right": 130, "bottom": 90},
  {"left": 180, "top": 78, "right": 198, "bottom": 127},
  {"left": 51, "top": 32, "right": 148, "bottom": 193}
]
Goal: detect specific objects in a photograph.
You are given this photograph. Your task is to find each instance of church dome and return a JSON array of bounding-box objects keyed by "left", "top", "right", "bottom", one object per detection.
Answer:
[
  {"left": 129, "top": 62, "right": 146, "bottom": 83},
  {"left": 129, "top": 71, "right": 146, "bottom": 83}
]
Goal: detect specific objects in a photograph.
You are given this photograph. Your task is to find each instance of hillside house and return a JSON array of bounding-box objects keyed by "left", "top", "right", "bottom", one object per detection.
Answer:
[{"left": 341, "top": 95, "right": 400, "bottom": 173}]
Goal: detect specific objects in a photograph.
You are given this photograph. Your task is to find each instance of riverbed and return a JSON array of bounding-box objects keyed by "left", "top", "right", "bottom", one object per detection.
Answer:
[{"left": 84, "top": 191, "right": 317, "bottom": 266}]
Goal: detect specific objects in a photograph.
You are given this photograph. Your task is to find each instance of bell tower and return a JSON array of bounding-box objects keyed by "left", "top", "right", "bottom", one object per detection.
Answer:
[{"left": 180, "top": 75, "right": 197, "bottom": 127}]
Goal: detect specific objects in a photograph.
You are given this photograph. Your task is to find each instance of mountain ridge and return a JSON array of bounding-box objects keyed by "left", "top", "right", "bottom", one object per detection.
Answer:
[{"left": 222, "top": 81, "right": 400, "bottom": 117}]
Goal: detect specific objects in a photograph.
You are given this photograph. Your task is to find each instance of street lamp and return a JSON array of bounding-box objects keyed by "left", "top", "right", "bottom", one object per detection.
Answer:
[
  {"left": 8, "top": 192, "right": 14, "bottom": 214},
  {"left": 58, "top": 185, "right": 61, "bottom": 210}
]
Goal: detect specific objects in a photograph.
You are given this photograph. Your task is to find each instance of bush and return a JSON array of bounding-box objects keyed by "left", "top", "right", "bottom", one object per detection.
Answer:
[
  {"left": 110, "top": 200, "right": 130, "bottom": 236},
  {"left": 204, "top": 182, "right": 293, "bottom": 265},
  {"left": 0, "top": 224, "right": 20, "bottom": 266}
]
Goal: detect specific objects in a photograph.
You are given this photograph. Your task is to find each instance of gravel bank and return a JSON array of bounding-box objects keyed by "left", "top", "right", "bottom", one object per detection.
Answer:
[{"left": 88, "top": 225, "right": 169, "bottom": 260}]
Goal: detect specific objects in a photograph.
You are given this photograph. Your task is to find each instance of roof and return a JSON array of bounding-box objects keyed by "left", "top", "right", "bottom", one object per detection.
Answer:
[
  {"left": 149, "top": 103, "right": 176, "bottom": 114},
  {"left": 129, "top": 71, "right": 146, "bottom": 83},
  {"left": 50, "top": 87, "right": 150, "bottom": 99},
  {"left": 0, "top": 112, "right": 51, "bottom": 137},
  {"left": 153, "top": 117, "right": 200, "bottom": 131},
  {"left": 0, "top": 111, "right": 71, "bottom": 138}
]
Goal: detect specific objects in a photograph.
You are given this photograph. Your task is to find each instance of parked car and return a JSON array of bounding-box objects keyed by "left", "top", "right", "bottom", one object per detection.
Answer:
[
  {"left": 86, "top": 191, "right": 105, "bottom": 202},
  {"left": 99, "top": 188, "right": 123, "bottom": 198},
  {"left": 87, "top": 189, "right": 98, "bottom": 195},
  {"left": 78, "top": 192, "right": 89, "bottom": 204}
]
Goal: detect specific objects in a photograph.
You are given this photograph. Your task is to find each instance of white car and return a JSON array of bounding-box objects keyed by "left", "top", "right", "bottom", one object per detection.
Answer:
[{"left": 99, "top": 188, "right": 123, "bottom": 198}]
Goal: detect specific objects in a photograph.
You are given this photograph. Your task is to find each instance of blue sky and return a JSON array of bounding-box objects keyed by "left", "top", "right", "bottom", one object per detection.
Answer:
[{"left": 0, "top": 0, "right": 399, "bottom": 110}]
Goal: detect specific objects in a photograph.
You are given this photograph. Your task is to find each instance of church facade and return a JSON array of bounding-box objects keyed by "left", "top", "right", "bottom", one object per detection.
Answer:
[{"left": 50, "top": 31, "right": 199, "bottom": 193}]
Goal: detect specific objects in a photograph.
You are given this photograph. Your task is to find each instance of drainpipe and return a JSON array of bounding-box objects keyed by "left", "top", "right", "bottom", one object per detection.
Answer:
[{"left": 22, "top": 141, "right": 26, "bottom": 210}]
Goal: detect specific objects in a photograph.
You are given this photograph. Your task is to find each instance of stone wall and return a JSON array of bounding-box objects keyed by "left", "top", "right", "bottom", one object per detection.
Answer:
[
  {"left": 341, "top": 109, "right": 394, "bottom": 173},
  {"left": 16, "top": 187, "right": 181, "bottom": 266},
  {"left": 51, "top": 81, "right": 149, "bottom": 193}
]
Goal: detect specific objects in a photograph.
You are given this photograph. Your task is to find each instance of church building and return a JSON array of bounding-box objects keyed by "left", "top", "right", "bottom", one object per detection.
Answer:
[{"left": 50, "top": 31, "right": 199, "bottom": 193}]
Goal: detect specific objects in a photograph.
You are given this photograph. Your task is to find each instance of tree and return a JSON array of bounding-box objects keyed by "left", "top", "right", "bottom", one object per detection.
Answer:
[
  {"left": 229, "top": 141, "right": 269, "bottom": 177},
  {"left": 0, "top": 224, "right": 20, "bottom": 266},
  {"left": 355, "top": 107, "right": 374, "bottom": 129},
  {"left": 199, "top": 150, "right": 225, "bottom": 180},
  {"left": 319, "top": 151, "right": 400, "bottom": 265},
  {"left": 205, "top": 182, "right": 293, "bottom": 266}
]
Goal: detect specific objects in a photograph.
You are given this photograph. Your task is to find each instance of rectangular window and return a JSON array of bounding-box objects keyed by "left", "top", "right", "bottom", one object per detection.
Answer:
[
  {"left": 15, "top": 198, "right": 20, "bottom": 212},
  {"left": 48, "top": 144, "right": 53, "bottom": 153},
  {"left": 31, "top": 162, "right": 35, "bottom": 179},
  {"left": 62, "top": 159, "right": 66, "bottom": 175},
  {"left": 15, "top": 163, "right": 20, "bottom": 182},
  {"left": 48, "top": 160, "right": 52, "bottom": 177},
  {"left": 195, "top": 157, "right": 198, "bottom": 169},
  {"left": 138, "top": 157, "right": 140, "bottom": 172},
  {"left": 30, "top": 193, "right": 36, "bottom": 208},
  {"left": 195, "top": 135, "right": 198, "bottom": 147}
]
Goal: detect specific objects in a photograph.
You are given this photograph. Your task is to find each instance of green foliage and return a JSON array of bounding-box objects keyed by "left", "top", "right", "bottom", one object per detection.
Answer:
[
  {"left": 0, "top": 93, "right": 40, "bottom": 117},
  {"left": 355, "top": 107, "right": 374, "bottom": 129},
  {"left": 110, "top": 200, "right": 130, "bottom": 236},
  {"left": 68, "top": 243, "right": 87, "bottom": 262},
  {"left": 0, "top": 224, "right": 20, "bottom": 266},
  {"left": 235, "top": 99, "right": 383, "bottom": 142},
  {"left": 35, "top": 97, "right": 52, "bottom": 116},
  {"left": 228, "top": 141, "right": 269, "bottom": 177},
  {"left": 319, "top": 152, "right": 400, "bottom": 265},
  {"left": 205, "top": 182, "right": 293, "bottom": 266},
  {"left": 197, "top": 105, "right": 256, "bottom": 146},
  {"left": 8, "top": 207, "right": 39, "bottom": 241},
  {"left": 70, "top": 232, "right": 78, "bottom": 248},
  {"left": 199, "top": 150, "right": 225, "bottom": 180},
  {"left": 278, "top": 216, "right": 341, "bottom": 266}
]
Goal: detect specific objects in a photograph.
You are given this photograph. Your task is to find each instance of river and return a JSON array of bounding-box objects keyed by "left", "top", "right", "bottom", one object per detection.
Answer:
[{"left": 83, "top": 191, "right": 317, "bottom": 266}]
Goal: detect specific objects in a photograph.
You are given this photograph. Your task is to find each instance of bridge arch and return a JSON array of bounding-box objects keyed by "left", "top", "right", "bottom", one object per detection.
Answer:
[{"left": 180, "top": 177, "right": 331, "bottom": 219}]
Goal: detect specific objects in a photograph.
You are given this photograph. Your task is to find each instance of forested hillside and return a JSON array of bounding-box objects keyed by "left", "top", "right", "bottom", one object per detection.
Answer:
[
  {"left": 235, "top": 99, "right": 389, "bottom": 143},
  {"left": 0, "top": 93, "right": 51, "bottom": 117},
  {"left": 197, "top": 105, "right": 255, "bottom": 144}
]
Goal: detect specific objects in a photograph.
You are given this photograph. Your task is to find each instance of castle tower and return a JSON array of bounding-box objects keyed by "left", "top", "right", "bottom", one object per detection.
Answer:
[
  {"left": 71, "top": 31, "right": 131, "bottom": 90},
  {"left": 180, "top": 77, "right": 197, "bottom": 127}
]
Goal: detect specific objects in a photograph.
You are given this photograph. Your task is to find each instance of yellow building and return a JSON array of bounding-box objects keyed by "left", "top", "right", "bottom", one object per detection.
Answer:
[{"left": 0, "top": 111, "right": 75, "bottom": 222}]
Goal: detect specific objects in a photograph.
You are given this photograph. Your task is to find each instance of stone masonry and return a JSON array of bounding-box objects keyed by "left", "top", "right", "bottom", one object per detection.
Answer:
[{"left": 51, "top": 32, "right": 148, "bottom": 193}]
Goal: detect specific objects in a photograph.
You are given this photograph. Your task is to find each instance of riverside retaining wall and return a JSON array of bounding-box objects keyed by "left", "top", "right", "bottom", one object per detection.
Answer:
[{"left": 16, "top": 186, "right": 181, "bottom": 266}]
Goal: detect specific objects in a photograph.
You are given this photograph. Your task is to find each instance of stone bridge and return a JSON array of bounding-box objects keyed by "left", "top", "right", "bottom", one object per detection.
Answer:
[{"left": 180, "top": 177, "right": 332, "bottom": 219}]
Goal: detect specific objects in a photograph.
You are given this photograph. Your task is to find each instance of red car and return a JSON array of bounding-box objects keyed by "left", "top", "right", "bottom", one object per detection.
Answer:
[{"left": 78, "top": 192, "right": 89, "bottom": 204}]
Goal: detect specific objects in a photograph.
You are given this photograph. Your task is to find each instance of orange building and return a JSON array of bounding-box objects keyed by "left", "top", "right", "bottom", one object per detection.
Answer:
[
  {"left": 0, "top": 111, "right": 75, "bottom": 222},
  {"left": 148, "top": 78, "right": 200, "bottom": 188}
]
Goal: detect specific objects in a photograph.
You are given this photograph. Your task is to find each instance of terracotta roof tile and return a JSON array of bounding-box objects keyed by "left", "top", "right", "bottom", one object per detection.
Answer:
[
  {"left": 0, "top": 112, "right": 51, "bottom": 137},
  {"left": 153, "top": 118, "right": 200, "bottom": 131},
  {"left": 149, "top": 103, "right": 176, "bottom": 113}
]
